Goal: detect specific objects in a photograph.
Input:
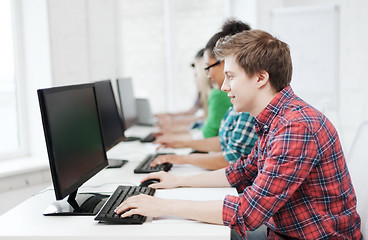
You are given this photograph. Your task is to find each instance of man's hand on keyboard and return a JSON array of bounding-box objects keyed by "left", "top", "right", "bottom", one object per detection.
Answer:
[
  {"left": 141, "top": 171, "right": 181, "bottom": 189},
  {"left": 150, "top": 154, "right": 186, "bottom": 167},
  {"left": 114, "top": 194, "right": 168, "bottom": 218}
]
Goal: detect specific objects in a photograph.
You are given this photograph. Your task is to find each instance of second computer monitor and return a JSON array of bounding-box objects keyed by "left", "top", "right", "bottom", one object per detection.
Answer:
[
  {"left": 94, "top": 80, "right": 125, "bottom": 150},
  {"left": 116, "top": 77, "right": 138, "bottom": 129}
]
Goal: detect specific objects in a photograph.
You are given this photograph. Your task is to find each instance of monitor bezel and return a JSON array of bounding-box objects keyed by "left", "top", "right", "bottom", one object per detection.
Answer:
[{"left": 38, "top": 83, "right": 108, "bottom": 200}]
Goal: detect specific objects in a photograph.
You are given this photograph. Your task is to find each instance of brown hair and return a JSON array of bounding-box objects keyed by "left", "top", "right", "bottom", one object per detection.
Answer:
[{"left": 214, "top": 30, "right": 292, "bottom": 92}]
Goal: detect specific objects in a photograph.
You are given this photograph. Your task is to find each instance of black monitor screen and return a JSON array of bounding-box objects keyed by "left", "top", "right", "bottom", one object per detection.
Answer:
[
  {"left": 116, "top": 78, "right": 138, "bottom": 129},
  {"left": 38, "top": 84, "right": 108, "bottom": 200},
  {"left": 94, "top": 80, "right": 125, "bottom": 150}
]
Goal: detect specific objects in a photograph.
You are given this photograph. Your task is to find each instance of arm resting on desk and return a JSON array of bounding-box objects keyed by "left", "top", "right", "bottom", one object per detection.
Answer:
[
  {"left": 142, "top": 168, "right": 230, "bottom": 189},
  {"left": 150, "top": 152, "right": 229, "bottom": 170},
  {"left": 178, "top": 168, "right": 230, "bottom": 187},
  {"left": 186, "top": 152, "right": 229, "bottom": 170},
  {"left": 155, "top": 136, "right": 221, "bottom": 152},
  {"left": 179, "top": 136, "right": 222, "bottom": 152},
  {"left": 167, "top": 199, "right": 224, "bottom": 224},
  {"left": 116, "top": 195, "right": 224, "bottom": 225}
]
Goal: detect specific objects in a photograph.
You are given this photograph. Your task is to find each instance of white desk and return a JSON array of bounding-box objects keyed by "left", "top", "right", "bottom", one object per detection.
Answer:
[{"left": 0, "top": 141, "right": 237, "bottom": 240}]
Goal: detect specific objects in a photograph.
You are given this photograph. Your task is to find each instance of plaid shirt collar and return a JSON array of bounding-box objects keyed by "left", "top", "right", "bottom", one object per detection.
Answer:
[{"left": 254, "top": 85, "right": 294, "bottom": 134}]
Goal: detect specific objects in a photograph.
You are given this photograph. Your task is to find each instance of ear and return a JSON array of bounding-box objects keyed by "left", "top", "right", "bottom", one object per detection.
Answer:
[{"left": 256, "top": 70, "right": 270, "bottom": 88}]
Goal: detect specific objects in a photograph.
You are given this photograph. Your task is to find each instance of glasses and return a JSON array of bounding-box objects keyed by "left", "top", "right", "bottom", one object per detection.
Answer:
[{"left": 204, "top": 60, "right": 221, "bottom": 71}]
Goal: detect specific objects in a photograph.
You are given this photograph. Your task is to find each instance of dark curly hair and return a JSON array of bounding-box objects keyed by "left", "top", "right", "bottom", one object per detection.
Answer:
[{"left": 205, "top": 19, "right": 251, "bottom": 57}]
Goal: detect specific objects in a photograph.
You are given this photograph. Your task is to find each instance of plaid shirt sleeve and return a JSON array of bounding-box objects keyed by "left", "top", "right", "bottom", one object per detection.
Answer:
[
  {"left": 223, "top": 121, "right": 319, "bottom": 237},
  {"left": 223, "top": 112, "right": 258, "bottom": 163}
]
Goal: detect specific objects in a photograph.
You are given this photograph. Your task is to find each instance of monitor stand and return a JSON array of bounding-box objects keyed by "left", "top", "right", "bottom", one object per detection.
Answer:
[
  {"left": 107, "top": 158, "right": 128, "bottom": 168},
  {"left": 43, "top": 189, "right": 109, "bottom": 216}
]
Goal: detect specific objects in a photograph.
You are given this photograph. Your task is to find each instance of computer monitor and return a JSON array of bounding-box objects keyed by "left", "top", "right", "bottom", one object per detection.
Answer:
[
  {"left": 136, "top": 98, "right": 156, "bottom": 126},
  {"left": 94, "top": 80, "right": 125, "bottom": 150},
  {"left": 116, "top": 78, "right": 156, "bottom": 142},
  {"left": 38, "top": 83, "right": 109, "bottom": 215},
  {"left": 94, "top": 80, "right": 128, "bottom": 168},
  {"left": 116, "top": 77, "right": 138, "bottom": 129}
]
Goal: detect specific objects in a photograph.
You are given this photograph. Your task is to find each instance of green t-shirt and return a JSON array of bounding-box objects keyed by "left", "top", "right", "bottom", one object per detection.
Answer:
[{"left": 201, "top": 88, "right": 231, "bottom": 138}]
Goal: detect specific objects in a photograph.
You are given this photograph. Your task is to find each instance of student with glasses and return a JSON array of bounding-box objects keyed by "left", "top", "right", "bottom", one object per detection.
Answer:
[{"left": 152, "top": 20, "right": 258, "bottom": 171}]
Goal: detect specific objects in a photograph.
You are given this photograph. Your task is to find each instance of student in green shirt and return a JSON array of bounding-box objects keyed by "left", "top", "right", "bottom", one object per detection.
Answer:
[
  {"left": 195, "top": 20, "right": 251, "bottom": 138},
  {"left": 200, "top": 86, "right": 230, "bottom": 138}
]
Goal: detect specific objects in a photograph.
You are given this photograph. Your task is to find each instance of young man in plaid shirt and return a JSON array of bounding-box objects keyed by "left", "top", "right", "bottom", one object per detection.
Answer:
[{"left": 115, "top": 30, "right": 362, "bottom": 239}]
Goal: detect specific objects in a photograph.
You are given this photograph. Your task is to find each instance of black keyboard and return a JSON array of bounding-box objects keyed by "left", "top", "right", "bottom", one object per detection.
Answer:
[
  {"left": 95, "top": 185, "right": 155, "bottom": 224},
  {"left": 134, "top": 153, "right": 173, "bottom": 173},
  {"left": 140, "top": 133, "right": 155, "bottom": 143}
]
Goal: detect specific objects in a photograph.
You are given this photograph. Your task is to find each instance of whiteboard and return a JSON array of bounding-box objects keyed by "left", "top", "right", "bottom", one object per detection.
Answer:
[{"left": 270, "top": 4, "right": 340, "bottom": 111}]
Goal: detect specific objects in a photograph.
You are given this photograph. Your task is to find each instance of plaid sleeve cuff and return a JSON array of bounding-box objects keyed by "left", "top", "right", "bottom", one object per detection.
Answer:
[
  {"left": 223, "top": 194, "right": 240, "bottom": 227},
  {"left": 223, "top": 195, "right": 247, "bottom": 238},
  {"left": 225, "top": 162, "right": 244, "bottom": 188},
  {"left": 225, "top": 164, "right": 236, "bottom": 186}
]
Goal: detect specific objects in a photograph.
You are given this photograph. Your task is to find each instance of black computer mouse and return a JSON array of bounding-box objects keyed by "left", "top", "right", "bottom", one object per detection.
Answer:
[{"left": 139, "top": 178, "right": 160, "bottom": 187}]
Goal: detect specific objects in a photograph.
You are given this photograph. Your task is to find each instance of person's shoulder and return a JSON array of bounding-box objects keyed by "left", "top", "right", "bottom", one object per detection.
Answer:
[
  {"left": 282, "top": 97, "right": 322, "bottom": 120},
  {"left": 279, "top": 98, "right": 333, "bottom": 135}
]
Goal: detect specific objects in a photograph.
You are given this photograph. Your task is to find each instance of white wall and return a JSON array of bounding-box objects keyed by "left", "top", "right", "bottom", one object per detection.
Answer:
[
  {"left": 12, "top": 0, "right": 120, "bottom": 160},
  {"left": 253, "top": 0, "right": 368, "bottom": 154},
  {"left": 46, "top": 0, "right": 226, "bottom": 113},
  {"left": 48, "top": 0, "right": 118, "bottom": 86},
  {"left": 117, "top": 0, "right": 225, "bottom": 113},
  {"left": 20, "top": 0, "right": 52, "bottom": 158}
]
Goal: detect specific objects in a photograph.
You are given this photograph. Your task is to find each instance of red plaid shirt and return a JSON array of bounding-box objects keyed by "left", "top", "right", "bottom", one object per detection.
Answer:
[{"left": 223, "top": 86, "right": 362, "bottom": 239}]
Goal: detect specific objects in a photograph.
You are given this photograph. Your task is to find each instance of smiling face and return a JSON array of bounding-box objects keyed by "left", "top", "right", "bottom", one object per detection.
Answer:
[{"left": 221, "top": 55, "right": 259, "bottom": 114}]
